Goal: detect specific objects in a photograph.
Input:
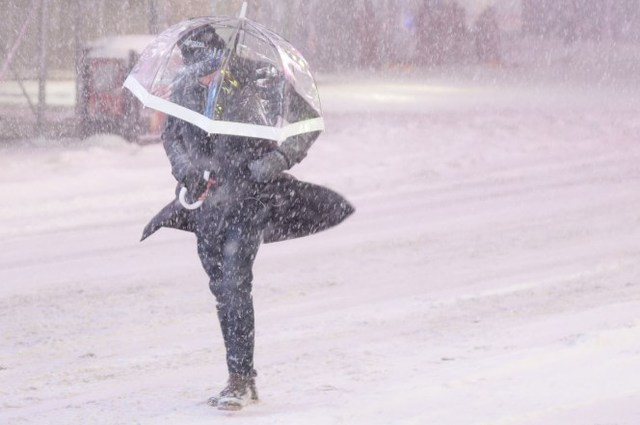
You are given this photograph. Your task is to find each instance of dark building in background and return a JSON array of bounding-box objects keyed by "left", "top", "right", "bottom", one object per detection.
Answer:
[
  {"left": 522, "top": 0, "right": 640, "bottom": 43},
  {"left": 1, "top": 0, "right": 479, "bottom": 77},
  {"left": 6, "top": 0, "right": 640, "bottom": 80},
  {"left": 416, "top": 0, "right": 468, "bottom": 66},
  {"left": 0, "top": 0, "right": 227, "bottom": 78}
]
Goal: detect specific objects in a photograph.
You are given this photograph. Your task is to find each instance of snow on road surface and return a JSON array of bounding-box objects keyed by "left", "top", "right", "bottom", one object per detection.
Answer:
[{"left": 1, "top": 70, "right": 640, "bottom": 425}]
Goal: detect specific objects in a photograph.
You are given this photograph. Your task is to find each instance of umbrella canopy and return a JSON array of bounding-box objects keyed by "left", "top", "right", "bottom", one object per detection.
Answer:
[{"left": 123, "top": 14, "right": 324, "bottom": 142}]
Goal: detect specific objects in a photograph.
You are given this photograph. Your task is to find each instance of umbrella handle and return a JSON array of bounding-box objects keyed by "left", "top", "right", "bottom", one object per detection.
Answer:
[{"left": 178, "top": 171, "right": 211, "bottom": 210}]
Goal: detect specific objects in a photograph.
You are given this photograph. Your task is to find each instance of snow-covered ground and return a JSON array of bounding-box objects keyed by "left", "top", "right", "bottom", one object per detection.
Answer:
[{"left": 1, "top": 65, "right": 640, "bottom": 424}]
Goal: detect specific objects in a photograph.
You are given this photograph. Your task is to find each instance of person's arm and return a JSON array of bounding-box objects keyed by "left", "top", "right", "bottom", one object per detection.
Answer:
[
  {"left": 248, "top": 131, "right": 320, "bottom": 182},
  {"left": 162, "top": 116, "right": 192, "bottom": 182},
  {"left": 278, "top": 131, "right": 319, "bottom": 165},
  {"left": 162, "top": 117, "right": 210, "bottom": 199}
]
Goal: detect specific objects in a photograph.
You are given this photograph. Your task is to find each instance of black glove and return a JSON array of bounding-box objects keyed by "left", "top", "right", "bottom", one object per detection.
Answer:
[
  {"left": 182, "top": 168, "right": 210, "bottom": 203},
  {"left": 248, "top": 149, "right": 291, "bottom": 182}
]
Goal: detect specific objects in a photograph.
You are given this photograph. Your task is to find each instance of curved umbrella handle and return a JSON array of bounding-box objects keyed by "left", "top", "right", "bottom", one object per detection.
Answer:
[
  {"left": 178, "top": 171, "right": 211, "bottom": 210},
  {"left": 178, "top": 187, "right": 203, "bottom": 210}
]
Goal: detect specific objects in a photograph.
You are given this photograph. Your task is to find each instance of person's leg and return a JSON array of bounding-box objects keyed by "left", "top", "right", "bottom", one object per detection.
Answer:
[
  {"left": 195, "top": 208, "right": 249, "bottom": 374},
  {"left": 196, "top": 200, "right": 267, "bottom": 409},
  {"left": 214, "top": 216, "right": 261, "bottom": 378},
  {"left": 195, "top": 208, "right": 224, "bottom": 292}
]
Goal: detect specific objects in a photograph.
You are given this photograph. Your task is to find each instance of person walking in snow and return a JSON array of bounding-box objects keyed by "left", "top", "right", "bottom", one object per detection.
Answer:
[{"left": 139, "top": 25, "right": 354, "bottom": 411}]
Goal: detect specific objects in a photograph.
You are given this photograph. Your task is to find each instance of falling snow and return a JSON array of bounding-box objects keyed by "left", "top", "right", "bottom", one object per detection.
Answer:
[{"left": 2, "top": 1, "right": 640, "bottom": 424}]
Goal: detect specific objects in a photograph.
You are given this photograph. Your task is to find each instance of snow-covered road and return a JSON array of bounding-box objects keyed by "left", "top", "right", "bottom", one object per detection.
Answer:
[{"left": 1, "top": 72, "right": 640, "bottom": 424}]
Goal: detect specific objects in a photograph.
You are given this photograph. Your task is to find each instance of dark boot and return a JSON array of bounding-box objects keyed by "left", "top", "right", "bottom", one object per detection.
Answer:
[{"left": 207, "top": 373, "right": 259, "bottom": 410}]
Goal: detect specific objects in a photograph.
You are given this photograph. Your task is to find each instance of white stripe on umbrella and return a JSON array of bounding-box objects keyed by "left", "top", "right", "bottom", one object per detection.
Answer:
[{"left": 123, "top": 75, "right": 324, "bottom": 143}]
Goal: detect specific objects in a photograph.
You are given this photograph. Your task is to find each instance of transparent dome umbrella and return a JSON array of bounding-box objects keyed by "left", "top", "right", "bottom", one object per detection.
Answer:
[{"left": 123, "top": 5, "right": 324, "bottom": 143}]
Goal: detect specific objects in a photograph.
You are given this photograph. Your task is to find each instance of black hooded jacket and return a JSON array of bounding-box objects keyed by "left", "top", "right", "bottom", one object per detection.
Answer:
[{"left": 141, "top": 59, "right": 354, "bottom": 243}]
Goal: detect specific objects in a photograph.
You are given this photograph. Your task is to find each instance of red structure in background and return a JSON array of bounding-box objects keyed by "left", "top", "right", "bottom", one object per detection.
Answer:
[{"left": 77, "top": 35, "right": 165, "bottom": 143}]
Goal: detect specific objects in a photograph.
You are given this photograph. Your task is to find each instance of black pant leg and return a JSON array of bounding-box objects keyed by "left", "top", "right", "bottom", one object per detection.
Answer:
[{"left": 195, "top": 200, "right": 267, "bottom": 377}]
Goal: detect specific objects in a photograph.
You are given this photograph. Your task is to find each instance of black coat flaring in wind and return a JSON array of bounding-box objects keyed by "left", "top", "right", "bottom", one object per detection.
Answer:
[
  {"left": 141, "top": 174, "right": 355, "bottom": 244},
  {"left": 140, "top": 32, "right": 354, "bottom": 244}
]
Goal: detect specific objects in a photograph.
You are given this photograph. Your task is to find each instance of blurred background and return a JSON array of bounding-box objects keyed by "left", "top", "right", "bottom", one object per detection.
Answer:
[{"left": 1, "top": 0, "right": 640, "bottom": 141}]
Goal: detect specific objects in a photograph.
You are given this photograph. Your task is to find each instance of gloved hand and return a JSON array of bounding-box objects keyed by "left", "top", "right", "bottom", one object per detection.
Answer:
[
  {"left": 182, "top": 168, "right": 211, "bottom": 203},
  {"left": 248, "top": 150, "right": 290, "bottom": 182}
]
